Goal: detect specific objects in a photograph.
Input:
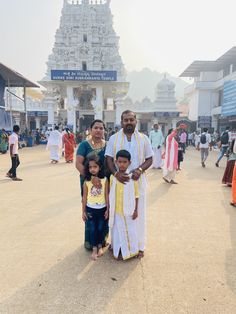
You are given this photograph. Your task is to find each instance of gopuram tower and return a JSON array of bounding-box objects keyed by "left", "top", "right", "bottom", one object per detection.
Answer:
[{"left": 40, "top": 0, "right": 129, "bottom": 131}]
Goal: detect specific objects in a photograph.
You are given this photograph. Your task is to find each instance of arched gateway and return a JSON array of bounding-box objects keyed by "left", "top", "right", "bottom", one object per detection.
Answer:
[{"left": 39, "top": 0, "right": 129, "bottom": 132}]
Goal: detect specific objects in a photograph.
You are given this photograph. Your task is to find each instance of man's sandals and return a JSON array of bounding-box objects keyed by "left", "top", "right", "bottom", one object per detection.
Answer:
[{"left": 230, "top": 202, "right": 236, "bottom": 207}]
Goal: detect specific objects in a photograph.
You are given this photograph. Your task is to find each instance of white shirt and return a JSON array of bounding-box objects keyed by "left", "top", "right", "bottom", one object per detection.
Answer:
[
  {"left": 105, "top": 130, "right": 153, "bottom": 171},
  {"left": 9, "top": 132, "right": 19, "bottom": 155},
  {"left": 47, "top": 130, "right": 62, "bottom": 147},
  {"left": 199, "top": 132, "right": 211, "bottom": 149},
  {"left": 149, "top": 129, "right": 164, "bottom": 148}
]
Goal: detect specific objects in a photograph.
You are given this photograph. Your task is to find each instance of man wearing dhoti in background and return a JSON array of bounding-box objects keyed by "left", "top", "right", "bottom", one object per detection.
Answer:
[
  {"left": 106, "top": 110, "right": 153, "bottom": 257},
  {"left": 149, "top": 123, "right": 164, "bottom": 169},
  {"left": 47, "top": 126, "right": 62, "bottom": 164}
]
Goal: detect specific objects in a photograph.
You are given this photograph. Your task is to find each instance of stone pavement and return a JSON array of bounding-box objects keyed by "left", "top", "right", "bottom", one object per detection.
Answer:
[{"left": 0, "top": 146, "right": 236, "bottom": 314}]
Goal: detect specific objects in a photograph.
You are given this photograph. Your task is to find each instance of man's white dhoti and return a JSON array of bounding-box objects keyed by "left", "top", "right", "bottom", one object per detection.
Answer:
[
  {"left": 136, "top": 185, "right": 146, "bottom": 251},
  {"left": 47, "top": 130, "right": 62, "bottom": 162},
  {"left": 50, "top": 145, "right": 60, "bottom": 161},
  {"left": 152, "top": 147, "right": 162, "bottom": 168}
]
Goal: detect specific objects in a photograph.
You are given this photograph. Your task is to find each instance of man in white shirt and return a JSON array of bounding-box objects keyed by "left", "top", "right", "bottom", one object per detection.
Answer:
[
  {"left": 149, "top": 124, "right": 164, "bottom": 169},
  {"left": 197, "top": 128, "right": 211, "bottom": 168},
  {"left": 106, "top": 110, "right": 153, "bottom": 257},
  {"left": 6, "top": 125, "right": 22, "bottom": 181}
]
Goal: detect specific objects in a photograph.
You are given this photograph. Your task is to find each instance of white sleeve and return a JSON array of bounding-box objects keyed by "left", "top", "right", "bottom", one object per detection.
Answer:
[
  {"left": 105, "top": 135, "right": 115, "bottom": 158},
  {"left": 9, "top": 136, "right": 16, "bottom": 145},
  {"left": 208, "top": 134, "right": 211, "bottom": 143},
  {"left": 144, "top": 135, "right": 154, "bottom": 158}
]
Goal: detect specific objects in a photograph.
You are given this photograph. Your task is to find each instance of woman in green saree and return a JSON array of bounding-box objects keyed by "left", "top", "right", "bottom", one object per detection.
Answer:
[{"left": 76, "top": 120, "right": 109, "bottom": 250}]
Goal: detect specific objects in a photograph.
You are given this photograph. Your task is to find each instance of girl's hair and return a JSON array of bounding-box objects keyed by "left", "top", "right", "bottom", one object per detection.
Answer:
[
  {"left": 90, "top": 119, "right": 106, "bottom": 130},
  {"left": 84, "top": 154, "right": 105, "bottom": 181}
]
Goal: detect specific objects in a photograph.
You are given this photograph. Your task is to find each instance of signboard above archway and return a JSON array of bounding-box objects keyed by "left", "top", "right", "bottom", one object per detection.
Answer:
[{"left": 51, "top": 70, "right": 117, "bottom": 82}]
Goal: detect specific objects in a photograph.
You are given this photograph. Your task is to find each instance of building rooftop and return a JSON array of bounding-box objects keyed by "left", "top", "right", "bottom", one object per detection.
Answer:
[
  {"left": 0, "top": 63, "right": 39, "bottom": 88},
  {"left": 180, "top": 47, "right": 236, "bottom": 77}
]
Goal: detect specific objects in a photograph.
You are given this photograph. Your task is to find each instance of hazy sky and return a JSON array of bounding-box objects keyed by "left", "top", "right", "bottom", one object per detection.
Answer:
[{"left": 1, "top": 0, "right": 236, "bottom": 83}]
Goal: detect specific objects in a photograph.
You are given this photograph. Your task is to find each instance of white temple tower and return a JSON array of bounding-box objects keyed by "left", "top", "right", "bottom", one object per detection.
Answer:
[
  {"left": 40, "top": 0, "right": 129, "bottom": 131},
  {"left": 154, "top": 75, "right": 179, "bottom": 130}
]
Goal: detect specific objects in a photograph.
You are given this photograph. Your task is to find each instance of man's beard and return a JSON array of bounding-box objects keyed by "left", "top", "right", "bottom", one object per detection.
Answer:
[{"left": 124, "top": 125, "right": 135, "bottom": 133}]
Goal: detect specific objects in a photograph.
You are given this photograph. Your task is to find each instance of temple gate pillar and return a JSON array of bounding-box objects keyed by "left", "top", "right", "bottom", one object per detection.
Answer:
[
  {"left": 66, "top": 86, "right": 76, "bottom": 133},
  {"left": 92, "top": 86, "right": 103, "bottom": 120}
]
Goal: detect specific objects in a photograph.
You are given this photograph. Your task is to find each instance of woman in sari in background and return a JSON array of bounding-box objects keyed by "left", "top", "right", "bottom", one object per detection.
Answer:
[
  {"left": 76, "top": 119, "right": 109, "bottom": 250},
  {"left": 163, "top": 127, "right": 180, "bottom": 184},
  {"left": 63, "top": 128, "right": 77, "bottom": 163},
  {"left": 222, "top": 139, "right": 236, "bottom": 186}
]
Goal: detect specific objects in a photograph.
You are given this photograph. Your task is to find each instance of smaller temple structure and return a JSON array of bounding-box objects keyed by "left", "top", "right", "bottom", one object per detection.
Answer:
[{"left": 122, "top": 75, "right": 180, "bottom": 135}]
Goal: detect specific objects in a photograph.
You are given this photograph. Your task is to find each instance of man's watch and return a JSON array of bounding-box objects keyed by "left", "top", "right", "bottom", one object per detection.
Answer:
[{"left": 138, "top": 167, "right": 143, "bottom": 173}]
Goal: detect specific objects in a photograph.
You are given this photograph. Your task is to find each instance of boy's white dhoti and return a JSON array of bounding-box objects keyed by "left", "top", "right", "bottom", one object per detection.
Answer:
[
  {"left": 112, "top": 215, "right": 138, "bottom": 259},
  {"left": 109, "top": 176, "right": 139, "bottom": 259}
]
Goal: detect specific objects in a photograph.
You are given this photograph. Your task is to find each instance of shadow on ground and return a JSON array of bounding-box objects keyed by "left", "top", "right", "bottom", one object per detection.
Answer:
[{"left": 0, "top": 246, "right": 140, "bottom": 314}]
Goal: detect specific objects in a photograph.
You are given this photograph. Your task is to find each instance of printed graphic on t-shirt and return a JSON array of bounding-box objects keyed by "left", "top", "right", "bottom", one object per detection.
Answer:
[{"left": 90, "top": 186, "right": 102, "bottom": 197}]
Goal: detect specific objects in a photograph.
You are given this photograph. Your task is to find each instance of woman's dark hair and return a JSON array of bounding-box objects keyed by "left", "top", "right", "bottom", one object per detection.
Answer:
[
  {"left": 84, "top": 154, "right": 105, "bottom": 181},
  {"left": 116, "top": 149, "right": 131, "bottom": 161},
  {"left": 13, "top": 125, "right": 20, "bottom": 133},
  {"left": 167, "top": 128, "right": 173, "bottom": 136},
  {"left": 66, "top": 127, "right": 70, "bottom": 137},
  {"left": 90, "top": 119, "right": 106, "bottom": 130}
]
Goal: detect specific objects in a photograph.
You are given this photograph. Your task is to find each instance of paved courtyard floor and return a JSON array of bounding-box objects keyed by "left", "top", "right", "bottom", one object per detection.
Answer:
[{"left": 0, "top": 146, "right": 236, "bottom": 314}]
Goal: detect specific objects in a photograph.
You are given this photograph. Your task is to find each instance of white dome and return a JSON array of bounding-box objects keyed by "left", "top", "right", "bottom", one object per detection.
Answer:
[{"left": 157, "top": 75, "right": 175, "bottom": 91}]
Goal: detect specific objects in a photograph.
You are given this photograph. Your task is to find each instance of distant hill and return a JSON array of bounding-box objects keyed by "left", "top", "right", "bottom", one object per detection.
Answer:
[{"left": 126, "top": 68, "right": 189, "bottom": 102}]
